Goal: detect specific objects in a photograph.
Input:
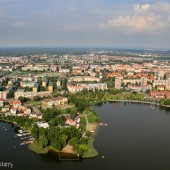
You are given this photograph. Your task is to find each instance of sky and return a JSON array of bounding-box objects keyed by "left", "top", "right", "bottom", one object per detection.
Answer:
[{"left": 0, "top": 0, "right": 170, "bottom": 49}]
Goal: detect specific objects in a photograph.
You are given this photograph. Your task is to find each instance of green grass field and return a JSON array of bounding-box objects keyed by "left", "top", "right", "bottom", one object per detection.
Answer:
[{"left": 87, "top": 113, "right": 96, "bottom": 123}]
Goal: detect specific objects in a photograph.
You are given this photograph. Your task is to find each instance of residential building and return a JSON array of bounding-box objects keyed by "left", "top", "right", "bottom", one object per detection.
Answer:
[
  {"left": 123, "top": 79, "right": 141, "bottom": 85},
  {"left": 42, "top": 96, "right": 68, "bottom": 109},
  {"left": 115, "top": 77, "right": 122, "bottom": 89},
  {"left": 81, "top": 83, "right": 107, "bottom": 91},
  {"left": 157, "top": 85, "right": 165, "bottom": 91},
  {"left": 18, "top": 106, "right": 31, "bottom": 115},
  {"left": 42, "top": 78, "right": 48, "bottom": 87},
  {"left": 69, "top": 76, "right": 100, "bottom": 82},
  {"left": 32, "top": 83, "right": 39, "bottom": 92},
  {"left": 48, "top": 82, "right": 53, "bottom": 92},
  {"left": 14, "top": 89, "right": 52, "bottom": 99},
  {"left": 20, "top": 81, "right": 35, "bottom": 88},
  {"left": 67, "top": 83, "right": 107, "bottom": 93},
  {"left": 67, "top": 85, "right": 83, "bottom": 93},
  {"left": 9, "top": 99, "right": 21, "bottom": 109},
  {"left": 59, "top": 69, "right": 70, "bottom": 73},
  {"left": 153, "top": 80, "right": 170, "bottom": 87},
  {"left": 0, "top": 98, "right": 4, "bottom": 107},
  {"left": 36, "top": 122, "right": 49, "bottom": 128},
  {"left": 0, "top": 91, "right": 8, "bottom": 100},
  {"left": 57, "top": 78, "right": 62, "bottom": 87}
]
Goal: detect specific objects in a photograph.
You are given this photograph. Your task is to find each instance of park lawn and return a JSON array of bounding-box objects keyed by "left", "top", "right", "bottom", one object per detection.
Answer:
[
  {"left": 59, "top": 104, "right": 78, "bottom": 114},
  {"left": 28, "top": 142, "right": 49, "bottom": 154},
  {"left": 25, "top": 101, "right": 41, "bottom": 106},
  {"left": 82, "top": 138, "right": 98, "bottom": 158},
  {"left": 29, "top": 143, "right": 60, "bottom": 154}
]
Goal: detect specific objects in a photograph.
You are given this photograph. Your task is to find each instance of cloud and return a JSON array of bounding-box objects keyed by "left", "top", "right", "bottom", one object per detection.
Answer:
[
  {"left": 13, "top": 21, "right": 27, "bottom": 27},
  {"left": 67, "top": 6, "right": 76, "bottom": 12},
  {"left": 100, "top": 2, "right": 170, "bottom": 33},
  {"left": 133, "top": 4, "right": 150, "bottom": 12}
]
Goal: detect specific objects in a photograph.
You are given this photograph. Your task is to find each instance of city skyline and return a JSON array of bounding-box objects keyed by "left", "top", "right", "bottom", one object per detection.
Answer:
[{"left": 0, "top": 0, "right": 170, "bottom": 48}]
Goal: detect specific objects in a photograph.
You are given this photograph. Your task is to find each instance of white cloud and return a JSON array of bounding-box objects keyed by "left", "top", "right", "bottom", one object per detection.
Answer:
[{"left": 100, "top": 2, "right": 170, "bottom": 33}]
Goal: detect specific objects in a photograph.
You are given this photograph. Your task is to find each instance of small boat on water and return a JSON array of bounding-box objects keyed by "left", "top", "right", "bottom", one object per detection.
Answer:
[
  {"left": 102, "top": 156, "right": 105, "bottom": 159},
  {"left": 18, "top": 130, "right": 23, "bottom": 133},
  {"left": 99, "top": 123, "right": 107, "bottom": 126},
  {"left": 21, "top": 136, "right": 30, "bottom": 140},
  {"left": 17, "top": 134, "right": 22, "bottom": 137},
  {"left": 29, "top": 138, "right": 35, "bottom": 141},
  {"left": 23, "top": 140, "right": 33, "bottom": 145}
]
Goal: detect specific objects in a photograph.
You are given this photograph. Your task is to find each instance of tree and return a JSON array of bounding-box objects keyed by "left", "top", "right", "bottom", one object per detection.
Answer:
[
  {"left": 39, "top": 135, "right": 48, "bottom": 148},
  {"left": 160, "top": 98, "right": 165, "bottom": 106},
  {"left": 146, "top": 89, "right": 151, "bottom": 94},
  {"left": 18, "top": 96, "right": 29, "bottom": 103},
  {"left": 78, "top": 144, "right": 89, "bottom": 155},
  {"left": 69, "top": 137, "right": 78, "bottom": 149},
  {"left": 33, "top": 96, "right": 42, "bottom": 101},
  {"left": 31, "top": 124, "right": 39, "bottom": 140},
  {"left": 7, "top": 91, "right": 14, "bottom": 98}
]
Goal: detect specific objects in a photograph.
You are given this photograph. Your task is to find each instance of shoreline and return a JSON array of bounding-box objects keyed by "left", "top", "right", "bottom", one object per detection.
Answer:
[
  {"left": 93, "top": 99, "right": 170, "bottom": 108},
  {"left": 1, "top": 99, "right": 170, "bottom": 159}
]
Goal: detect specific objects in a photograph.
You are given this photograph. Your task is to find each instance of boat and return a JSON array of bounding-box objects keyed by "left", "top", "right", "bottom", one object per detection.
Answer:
[
  {"left": 102, "top": 156, "right": 105, "bottom": 159},
  {"left": 20, "top": 143, "right": 25, "bottom": 146},
  {"left": 23, "top": 140, "right": 33, "bottom": 145},
  {"left": 21, "top": 136, "right": 30, "bottom": 140},
  {"left": 18, "top": 130, "right": 23, "bottom": 133},
  {"left": 99, "top": 123, "right": 107, "bottom": 126},
  {"left": 29, "top": 138, "right": 35, "bottom": 141},
  {"left": 17, "top": 134, "right": 22, "bottom": 137}
]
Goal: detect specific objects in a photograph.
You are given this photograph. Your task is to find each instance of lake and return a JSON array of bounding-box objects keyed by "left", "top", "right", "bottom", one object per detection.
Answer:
[{"left": 1, "top": 102, "right": 170, "bottom": 170}]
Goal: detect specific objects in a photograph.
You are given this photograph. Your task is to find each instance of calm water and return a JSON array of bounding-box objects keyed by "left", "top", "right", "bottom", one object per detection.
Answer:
[{"left": 1, "top": 102, "right": 170, "bottom": 170}]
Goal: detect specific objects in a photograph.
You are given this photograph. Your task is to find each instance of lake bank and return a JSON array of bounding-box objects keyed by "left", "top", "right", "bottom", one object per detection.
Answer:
[
  {"left": 1, "top": 98, "right": 170, "bottom": 160},
  {"left": 2, "top": 102, "right": 170, "bottom": 169}
]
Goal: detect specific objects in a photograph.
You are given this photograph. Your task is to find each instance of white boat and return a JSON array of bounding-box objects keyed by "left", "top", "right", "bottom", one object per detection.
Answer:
[
  {"left": 21, "top": 137, "right": 30, "bottom": 140},
  {"left": 99, "top": 123, "right": 107, "bottom": 126},
  {"left": 29, "top": 138, "right": 35, "bottom": 141},
  {"left": 18, "top": 130, "right": 23, "bottom": 133},
  {"left": 17, "top": 134, "right": 22, "bottom": 137}
]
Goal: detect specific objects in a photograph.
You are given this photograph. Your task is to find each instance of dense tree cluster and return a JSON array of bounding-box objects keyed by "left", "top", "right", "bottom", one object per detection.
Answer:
[{"left": 31, "top": 124, "right": 89, "bottom": 154}]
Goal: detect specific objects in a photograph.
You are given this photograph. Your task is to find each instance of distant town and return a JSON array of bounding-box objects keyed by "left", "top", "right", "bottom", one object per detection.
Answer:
[{"left": 1, "top": 49, "right": 170, "bottom": 157}]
